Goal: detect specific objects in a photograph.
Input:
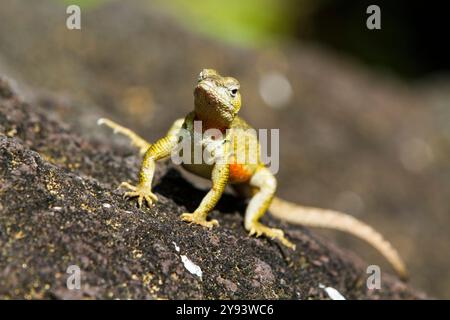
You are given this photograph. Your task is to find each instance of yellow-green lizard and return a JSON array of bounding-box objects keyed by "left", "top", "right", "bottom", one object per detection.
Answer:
[{"left": 98, "top": 69, "right": 407, "bottom": 279}]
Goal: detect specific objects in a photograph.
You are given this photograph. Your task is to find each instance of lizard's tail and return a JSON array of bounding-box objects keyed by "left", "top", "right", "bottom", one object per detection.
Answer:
[
  {"left": 97, "top": 118, "right": 151, "bottom": 155},
  {"left": 270, "top": 197, "right": 408, "bottom": 280}
]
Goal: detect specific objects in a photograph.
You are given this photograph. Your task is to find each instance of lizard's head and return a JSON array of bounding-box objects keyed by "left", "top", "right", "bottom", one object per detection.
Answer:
[{"left": 194, "top": 69, "right": 241, "bottom": 129}]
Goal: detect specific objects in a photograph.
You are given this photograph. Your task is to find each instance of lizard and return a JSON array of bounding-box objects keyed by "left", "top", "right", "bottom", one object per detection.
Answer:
[{"left": 98, "top": 68, "right": 408, "bottom": 280}]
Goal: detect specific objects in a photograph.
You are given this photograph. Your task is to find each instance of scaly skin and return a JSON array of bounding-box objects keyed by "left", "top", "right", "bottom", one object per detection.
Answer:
[{"left": 99, "top": 69, "right": 408, "bottom": 279}]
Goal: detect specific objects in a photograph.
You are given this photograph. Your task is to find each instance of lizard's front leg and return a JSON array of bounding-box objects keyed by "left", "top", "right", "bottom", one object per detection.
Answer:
[
  {"left": 121, "top": 134, "right": 178, "bottom": 207},
  {"left": 244, "top": 166, "right": 295, "bottom": 249},
  {"left": 180, "top": 161, "right": 229, "bottom": 228}
]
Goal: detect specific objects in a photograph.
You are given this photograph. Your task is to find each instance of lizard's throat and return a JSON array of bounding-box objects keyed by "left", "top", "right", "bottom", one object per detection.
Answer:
[{"left": 194, "top": 112, "right": 231, "bottom": 133}]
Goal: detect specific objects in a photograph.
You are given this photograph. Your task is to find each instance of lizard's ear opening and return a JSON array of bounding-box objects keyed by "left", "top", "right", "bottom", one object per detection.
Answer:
[{"left": 198, "top": 69, "right": 219, "bottom": 82}]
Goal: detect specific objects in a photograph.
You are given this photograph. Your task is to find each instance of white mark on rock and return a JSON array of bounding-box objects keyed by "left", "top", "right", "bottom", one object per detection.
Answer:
[
  {"left": 181, "top": 255, "right": 202, "bottom": 279},
  {"left": 102, "top": 203, "right": 111, "bottom": 209},
  {"left": 319, "top": 283, "right": 346, "bottom": 300},
  {"left": 53, "top": 206, "right": 63, "bottom": 211},
  {"left": 172, "top": 242, "right": 180, "bottom": 252}
]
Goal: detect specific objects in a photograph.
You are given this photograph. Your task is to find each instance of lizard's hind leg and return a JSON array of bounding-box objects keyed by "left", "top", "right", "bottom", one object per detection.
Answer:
[
  {"left": 244, "top": 166, "right": 295, "bottom": 249},
  {"left": 98, "top": 118, "right": 151, "bottom": 155}
]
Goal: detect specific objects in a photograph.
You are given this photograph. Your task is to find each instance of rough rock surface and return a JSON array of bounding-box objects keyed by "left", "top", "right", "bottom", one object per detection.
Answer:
[{"left": 0, "top": 77, "right": 423, "bottom": 299}]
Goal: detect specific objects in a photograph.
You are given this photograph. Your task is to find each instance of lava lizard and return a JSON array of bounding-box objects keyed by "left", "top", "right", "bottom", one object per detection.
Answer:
[{"left": 98, "top": 69, "right": 407, "bottom": 279}]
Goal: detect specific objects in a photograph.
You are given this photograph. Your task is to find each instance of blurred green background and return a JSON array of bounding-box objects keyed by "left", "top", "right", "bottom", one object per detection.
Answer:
[{"left": 61, "top": 0, "right": 448, "bottom": 79}]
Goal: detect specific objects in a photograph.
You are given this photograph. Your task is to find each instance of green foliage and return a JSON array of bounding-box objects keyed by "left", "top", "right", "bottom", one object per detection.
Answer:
[
  {"left": 54, "top": 0, "right": 305, "bottom": 45},
  {"left": 154, "top": 0, "right": 298, "bottom": 46}
]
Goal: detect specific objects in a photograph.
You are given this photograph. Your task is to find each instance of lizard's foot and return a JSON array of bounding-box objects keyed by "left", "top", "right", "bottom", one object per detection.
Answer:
[
  {"left": 248, "top": 222, "right": 295, "bottom": 249},
  {"left": 119, "top": 182, "right": 158, "bottom": 208},
  {"left": 180, "top": 212, "right": 219, "bottom": 229}
]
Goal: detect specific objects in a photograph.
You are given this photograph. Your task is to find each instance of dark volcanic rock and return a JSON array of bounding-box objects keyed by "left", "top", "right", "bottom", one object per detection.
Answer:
[{"left": 0, "top": 77, "right": 423, "bottom": 299}]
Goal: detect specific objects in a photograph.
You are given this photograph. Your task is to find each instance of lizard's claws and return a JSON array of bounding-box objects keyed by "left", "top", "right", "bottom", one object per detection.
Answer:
[
  {"left": 180, "top": 212, "right": 219, "bottom": 229},
  {"left": 119, "top": 182, "right": 158, "bottom": 208},
  {"left": 248, "top": 223, "right": 296, "bottom": 249}
]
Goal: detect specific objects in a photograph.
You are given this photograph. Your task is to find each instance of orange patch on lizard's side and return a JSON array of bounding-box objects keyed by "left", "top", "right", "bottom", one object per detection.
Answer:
[{"left": 228, "top": 161, "right": 252, "bottom": 183}]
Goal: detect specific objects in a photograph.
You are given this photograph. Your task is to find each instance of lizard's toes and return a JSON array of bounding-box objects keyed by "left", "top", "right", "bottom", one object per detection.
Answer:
[
  {"left": 144, "top": 194, "right": 157, "bottom": 207},
  {"left": 180, "top": 213, "right": 195, "bottom": 223},
  {"left": 268, "top": 228, "right": 285, "bottom": 239},
  {"left": 119, "top": 182, "right": 158, "bottom": 208},
  {"left": 248, "top": 224, "right": 294, "bottom": 248},
  {"left": 248, "top": 228, "right": 263, "bottom": 237},
  {"left": 282, "top": 239, "right": 296, "bottom": 250},
  {"left": 148, "top": 192, "right": 158, "bottom": 201},
  {"left": 123, "top": 191, "right": 139, "bottom": 199},
  {"left": 119, "top": 182, "right": 137, "bottom": 191},
  {"left": 180, "top": 213, "right": 219, "bottom": 228},
  {"left": 266, "top": 227, "right": 296, "bottom": 249},
  {"left": 207, "top": 219, "right": 219, "bottom": 228},
  {"left": 137, "top": 195, "right": 144, "bottom": 208}
]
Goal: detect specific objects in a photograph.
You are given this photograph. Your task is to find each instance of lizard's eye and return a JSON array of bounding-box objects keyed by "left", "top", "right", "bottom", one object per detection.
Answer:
[{"left": 230, "top": 88, "right": 238, "bottom": 97}]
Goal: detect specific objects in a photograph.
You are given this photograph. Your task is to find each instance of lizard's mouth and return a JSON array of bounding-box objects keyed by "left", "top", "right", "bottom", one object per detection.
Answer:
[{"left": 194, "top": 83, "right": 235, "bottom": 117}]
